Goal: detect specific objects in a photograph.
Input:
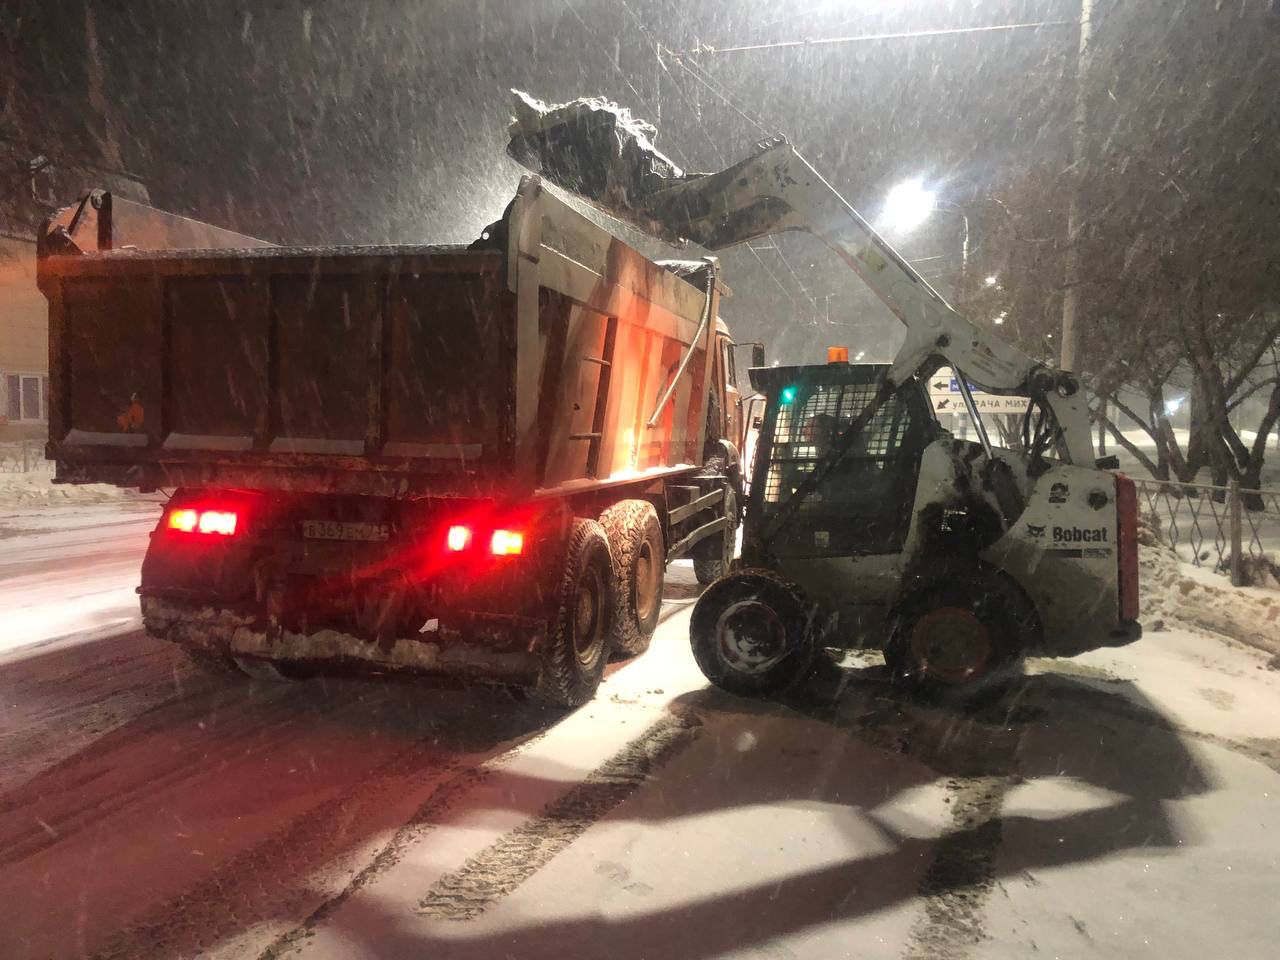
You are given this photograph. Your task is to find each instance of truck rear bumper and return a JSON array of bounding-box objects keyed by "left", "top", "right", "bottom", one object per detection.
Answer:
[{"left": 142, "top": 595, "right": 543, "bottom": 685}]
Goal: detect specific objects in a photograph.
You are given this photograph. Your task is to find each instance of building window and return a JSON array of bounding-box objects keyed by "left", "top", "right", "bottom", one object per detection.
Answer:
[{"left": 4, "top": 373, "right": 47, "bottom": 422}]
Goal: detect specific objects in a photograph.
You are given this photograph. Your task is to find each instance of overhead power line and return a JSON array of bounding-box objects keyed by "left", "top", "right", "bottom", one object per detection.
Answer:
[{"left": 673, "top": 19, "right": 1075, "bottom": 59}]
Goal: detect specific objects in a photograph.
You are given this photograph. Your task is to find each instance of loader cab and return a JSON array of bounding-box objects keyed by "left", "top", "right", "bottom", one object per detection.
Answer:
[{"left": 742, "top": 360, "right": 934, "bottom": 563}]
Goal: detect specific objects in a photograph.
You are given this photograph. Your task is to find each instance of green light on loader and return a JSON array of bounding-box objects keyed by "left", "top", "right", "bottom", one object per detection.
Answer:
[{"left": 780, "top": 385, "right": 798, "bottom": 404}]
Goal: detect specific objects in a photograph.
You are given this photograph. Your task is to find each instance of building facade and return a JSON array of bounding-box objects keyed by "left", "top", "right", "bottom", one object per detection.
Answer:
[{"left": 0, "top": 145, "right": 148, "bottom": 442}]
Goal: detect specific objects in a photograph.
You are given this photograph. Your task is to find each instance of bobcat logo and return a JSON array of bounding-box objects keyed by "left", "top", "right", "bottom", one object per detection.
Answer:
[{"left": 1026, "top": 523, "right": 1046, "bottom": 539}]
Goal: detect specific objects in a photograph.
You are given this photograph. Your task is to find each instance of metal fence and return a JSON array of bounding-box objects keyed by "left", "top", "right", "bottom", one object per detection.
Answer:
[
  {"left": 0, "top": 440, "right": 51, "bottom": 474},
  {"left": 1133, "top": 477, "right": 1280, "bottom": 585}
]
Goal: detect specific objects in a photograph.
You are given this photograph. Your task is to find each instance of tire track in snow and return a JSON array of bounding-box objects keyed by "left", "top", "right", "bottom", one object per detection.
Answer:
[
  {"left": 902, "top": 775, "right": 1011, "bottom": 960},
  {"left": 415, "top": 711, "right": 701, "bottom": 922},
  {"left": 257, "top": 716, "right": 567, "bottom": 960}
]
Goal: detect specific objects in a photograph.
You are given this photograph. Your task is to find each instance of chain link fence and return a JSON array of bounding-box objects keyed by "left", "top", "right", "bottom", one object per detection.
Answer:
[
  {"left": 1133, "top": 477, "right": 1280, "bottom": 586},
  {"left": 0, "top": 440, "right": 51, "bottom": 474}
]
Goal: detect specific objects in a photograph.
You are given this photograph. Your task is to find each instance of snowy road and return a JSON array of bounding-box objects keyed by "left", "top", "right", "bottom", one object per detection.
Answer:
[{"left": 2, "top": 503, "right": 1279, "bottom": 960}]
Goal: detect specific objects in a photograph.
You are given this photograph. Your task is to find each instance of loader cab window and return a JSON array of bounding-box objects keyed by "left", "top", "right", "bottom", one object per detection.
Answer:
[{"left": 761, "top": 380, "right": 926, "bottom": 555}]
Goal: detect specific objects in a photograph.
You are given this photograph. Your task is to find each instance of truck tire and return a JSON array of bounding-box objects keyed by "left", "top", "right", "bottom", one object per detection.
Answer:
[
  {"left": 883, "top": 574, "right": 1030, "bottom": 700},
  {"left": 690, "top": 568, "right": 818, "bottom": 697},
  {"left": 599, "top": 499, "right": 664, "bottom": 659},
  {"left": 693, "top": 485, "right": 738, "bottom": 585},
  {"left": 533, "top": 518, "right": 616, "bottom": 708}
]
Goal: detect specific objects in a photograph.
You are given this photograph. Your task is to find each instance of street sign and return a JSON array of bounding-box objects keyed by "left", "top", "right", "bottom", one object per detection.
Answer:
[{"left": 928, "top": 367, "right": 1029, "bottom": 416}]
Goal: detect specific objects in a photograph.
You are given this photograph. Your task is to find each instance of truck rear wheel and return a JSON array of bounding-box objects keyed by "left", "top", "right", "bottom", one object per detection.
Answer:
[
  {"left": 693, "top": 485, "right": 738, "bottom": 585},
  {"left": 599, "top": 499, "right": 664, "bottom": 659},
  {"left": 533, "top": 518, "right": 616, "bottom": 708},
  {"left": 690, "top": 568, "right": 818, "bottom": 697}
]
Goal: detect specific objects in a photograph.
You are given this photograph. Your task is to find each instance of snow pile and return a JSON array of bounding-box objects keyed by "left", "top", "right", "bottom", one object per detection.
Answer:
[
  {"left": 507, "top": 90, "right": 685, "bottom": 234},
  {"left": 0, "top": 472, "right": 129, "bottom": 505},
  {"left": 1138, "top": 510, "right": 1280, "bottom": 657},
  {"left": 1217, "top": 552, "right": 1280, "bottom": 590}
]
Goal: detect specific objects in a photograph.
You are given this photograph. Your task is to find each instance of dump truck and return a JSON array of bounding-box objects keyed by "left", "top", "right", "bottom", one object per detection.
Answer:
[
  {"left": 508, "top": 93, "right": 1141, "bottom": 696},
  {"left": 37, "top": 180, "right": 752, "bottom": 705}
]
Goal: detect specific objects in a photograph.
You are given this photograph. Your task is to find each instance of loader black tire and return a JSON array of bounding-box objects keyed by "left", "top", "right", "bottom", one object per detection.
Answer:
[
  {"left": 883, "top": 573, "right": 1030, "bottom": 700},
  {"left": 690, "top": 568, "right": 818, "bottom": 698},
  {"left": 599, "top": 499, "right": 665, "bottom": 659},
  {"left": 693, "top": 485, "right": 738, "bottom": 585},
  {"left": 532, "top": 518, "right": 616, "bottom": 708}
]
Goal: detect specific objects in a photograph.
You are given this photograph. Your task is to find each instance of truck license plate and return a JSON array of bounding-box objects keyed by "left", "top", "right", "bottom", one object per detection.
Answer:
[{"left": 302, "top": 520, "right": 391, "bottom": 542}]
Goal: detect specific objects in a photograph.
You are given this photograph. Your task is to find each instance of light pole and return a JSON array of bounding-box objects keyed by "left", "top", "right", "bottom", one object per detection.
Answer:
[{"left": 1059, "top": 0, "right": 1094, "bottom": 372}]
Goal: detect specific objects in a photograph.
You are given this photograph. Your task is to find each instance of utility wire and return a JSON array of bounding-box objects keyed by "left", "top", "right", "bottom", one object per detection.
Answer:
[
  {"left": 668, "top": 55, "right": 771, "bottom": 135},
  {"left": 666, "top": 56, "right": 820, "bottom": 317},
  {"left": 676, "top": 19, "right": 1075, "bottom": 58}
]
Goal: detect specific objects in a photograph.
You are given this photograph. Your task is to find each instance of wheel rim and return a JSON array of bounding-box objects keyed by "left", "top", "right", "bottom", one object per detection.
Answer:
[
  {"left": 908, "top": 606, "right": 992, "bottom": 685},
  {"left": 715, "top": 599, "right": 788, "bottom": 675},
  {"left": 634, "top": 539, "right": 660, "bottom": 622},
  {"left": 574, "top": 564, "right": 606, "bottom": 666}
]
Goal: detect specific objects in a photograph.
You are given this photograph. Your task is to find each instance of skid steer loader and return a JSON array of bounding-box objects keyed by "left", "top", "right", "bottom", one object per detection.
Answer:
[{"left": 506, "top": 93, "right": 1141, "bottom": 696}]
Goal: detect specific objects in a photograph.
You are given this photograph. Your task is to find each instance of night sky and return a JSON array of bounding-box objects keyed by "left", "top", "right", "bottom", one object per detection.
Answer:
[{"left": 6, "top": 0, "right": 1270, "bottom": 365}]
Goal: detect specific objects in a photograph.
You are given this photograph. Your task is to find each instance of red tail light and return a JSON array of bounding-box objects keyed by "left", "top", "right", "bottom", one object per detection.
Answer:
[
  {"left": 166, "top": 506, "right": 239, "bottom": 537},
  {"left": 490, "top": 529, "right": 524, "bottom": 556},
  {"left": 1115, "top": 475, "right": 1139, "bottom": 621},
  {"left": 446, "top": 525, "right": 472, "bottom": 551},
  {"left": 197, "top": 510, "right": 238, "bottom": 536},
  {"left": 167, "top": 508, "right": 199, "bottom": 533}
]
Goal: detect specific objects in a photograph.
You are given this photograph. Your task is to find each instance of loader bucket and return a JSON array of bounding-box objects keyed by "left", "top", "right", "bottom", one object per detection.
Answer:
[{"left": 507, "top": 90, "right": 686, "bottom": 230}]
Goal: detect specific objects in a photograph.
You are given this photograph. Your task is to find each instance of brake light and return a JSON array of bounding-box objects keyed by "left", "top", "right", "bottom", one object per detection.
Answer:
[
  {"left": 490, "top": 529, "right": 524, "bottom": 556},
  {"left": 447, "top": 525, "right": 472, "bottom": 551},
  {"left": 167, "top": 506, "right": 239, "bottom": 536},
  {"left": 167, "top": 508, "right": 199, "bottom": 533},
  {"left": 197, "top": 510, "right": 238, "bottom": 536}
]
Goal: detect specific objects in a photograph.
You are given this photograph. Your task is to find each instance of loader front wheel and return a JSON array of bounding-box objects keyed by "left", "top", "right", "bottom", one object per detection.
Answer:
[
  {"left": 533, "top": 519, "right": 616, "bottom": 708},
  {"left": 599, "top": 499, "right": 665, "bottom": 659},
  {"left": 690, "top": 569, "right": 817, "bottom": 697}
]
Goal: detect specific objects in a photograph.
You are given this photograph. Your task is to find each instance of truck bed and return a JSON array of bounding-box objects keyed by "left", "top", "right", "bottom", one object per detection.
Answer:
[{"left": 39, "top": 180, "right": 725, "bottom": 499}]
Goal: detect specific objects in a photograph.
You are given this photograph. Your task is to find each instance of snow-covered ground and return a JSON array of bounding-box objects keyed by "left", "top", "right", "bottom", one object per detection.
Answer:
[
  {"left": 0, "top": 499, "right": 162, "bottom": 654},
  {"left": 0, "top": 470, "right": 138, "bottom": 506},
  {"left": 0, "top": 502, "right": 1278, "bottom": 960}
]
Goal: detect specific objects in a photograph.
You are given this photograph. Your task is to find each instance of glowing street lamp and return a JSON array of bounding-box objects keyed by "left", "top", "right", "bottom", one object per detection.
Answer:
[{"left": 879, "top": 177, "right": 936, "bottom": 235}]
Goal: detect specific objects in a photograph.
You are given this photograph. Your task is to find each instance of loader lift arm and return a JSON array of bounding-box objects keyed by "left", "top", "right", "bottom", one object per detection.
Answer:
[
  {"left": 507, "top": 96, "right": 1094, "bottom": 464},
  {"left": 625, "top": 138, "right": 1093, "bottom": 464}
]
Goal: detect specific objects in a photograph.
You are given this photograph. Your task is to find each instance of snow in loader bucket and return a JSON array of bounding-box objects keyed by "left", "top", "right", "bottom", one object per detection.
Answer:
[{"left": 507, "top": 90, "right": 692, "bottom": 241}]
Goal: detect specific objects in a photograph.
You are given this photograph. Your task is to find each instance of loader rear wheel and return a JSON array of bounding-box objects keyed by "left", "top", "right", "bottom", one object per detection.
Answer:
[
  {"left": 693, "top": 486, "right": 738, "bottom": 585},
  {"left": 884, "top": 576, "right": 1026, "bottom": 698},
  {"left": 532, "top": 518, "right": 615, "bottom": 708},
  {"left": 690, "top": 568, "right": 817, "bottom": 697},
  {"left": 599, "top": 499, "right": 665, "bottom": 659}
]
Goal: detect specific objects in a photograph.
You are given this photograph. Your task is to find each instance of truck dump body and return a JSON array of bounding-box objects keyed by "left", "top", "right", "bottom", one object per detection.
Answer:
[{"left": 39, "top": 179, "right": 725, "bottom": 500}]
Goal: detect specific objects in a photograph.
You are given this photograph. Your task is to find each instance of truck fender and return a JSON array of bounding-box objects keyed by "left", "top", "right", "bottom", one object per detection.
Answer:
[{"left": 702, "top": 437, "right": 742, "bottom": 484}]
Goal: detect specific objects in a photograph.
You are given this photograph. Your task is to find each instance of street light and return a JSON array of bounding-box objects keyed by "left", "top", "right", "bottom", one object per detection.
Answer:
[
  {"left": 880, "top": 178, "right": 972, "bottom": 284},
  {"left": 880, "top": 177, "right": 936, "bottom": 234}
]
